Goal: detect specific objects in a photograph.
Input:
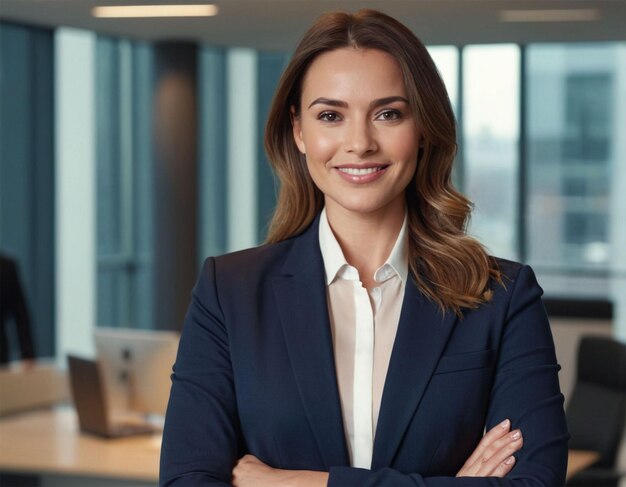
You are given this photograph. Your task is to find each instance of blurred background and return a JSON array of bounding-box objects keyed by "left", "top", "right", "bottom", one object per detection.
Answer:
[{"left": 0, "top": 1, "right": 625, "bottom": 486}]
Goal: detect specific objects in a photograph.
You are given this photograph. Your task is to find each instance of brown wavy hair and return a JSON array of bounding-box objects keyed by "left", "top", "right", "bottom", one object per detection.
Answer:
[{"left": 264, "top": 9, "right": 501, "bottom": 315}]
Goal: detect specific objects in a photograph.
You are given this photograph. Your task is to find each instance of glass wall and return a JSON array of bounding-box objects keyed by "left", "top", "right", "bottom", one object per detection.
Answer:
[
  {"left": 428, "top": 47, "right": 462, "bottom": 188},
  {"left": 463, "top": 45, "right": 520, "bottom": 261},
  {"left": 96, "top": 38, "right": 155, "bottom": 328},
  {"left": 526, "top": 43, "right": 626, "bottom": 298},
  {"left": 0, "top": 22, "right": 55, "bottom": 358},
  {"left": 428, "top": 46, "right": 459, "bottom": 114}
]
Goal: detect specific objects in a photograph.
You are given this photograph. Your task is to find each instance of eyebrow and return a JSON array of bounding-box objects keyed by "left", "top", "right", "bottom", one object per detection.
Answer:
[{"left": 307, "top": 96, "right": 409, "bottom": 110}]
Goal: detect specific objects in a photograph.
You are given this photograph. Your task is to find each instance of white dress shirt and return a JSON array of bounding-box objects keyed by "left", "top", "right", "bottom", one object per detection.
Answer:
[{"left": 318, "top": 208, "right": 408, "bottom": 469}]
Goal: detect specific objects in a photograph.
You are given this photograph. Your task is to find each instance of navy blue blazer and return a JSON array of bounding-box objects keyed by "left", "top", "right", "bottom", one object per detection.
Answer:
[{"left": 160, "top": 216, "right": 569, "bottom": 486}]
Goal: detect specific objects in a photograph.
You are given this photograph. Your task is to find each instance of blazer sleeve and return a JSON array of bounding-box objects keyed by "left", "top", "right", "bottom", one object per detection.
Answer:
[
  {"left": 160, "top": 257, "right": 243, "bottom": 486},
  {"left": 327, "top": 265, "right": 569, "bottom": 487}
]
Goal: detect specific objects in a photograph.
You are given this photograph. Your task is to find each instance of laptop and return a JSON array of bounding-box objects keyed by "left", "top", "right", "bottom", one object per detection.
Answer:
[{"left": 67, "top": 354, "right": 156, "bottom": 438}]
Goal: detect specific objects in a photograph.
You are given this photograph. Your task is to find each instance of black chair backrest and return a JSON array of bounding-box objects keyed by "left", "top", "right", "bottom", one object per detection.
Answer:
[{"left": 566, "top": 335, "right": 626, "bottom": 468}]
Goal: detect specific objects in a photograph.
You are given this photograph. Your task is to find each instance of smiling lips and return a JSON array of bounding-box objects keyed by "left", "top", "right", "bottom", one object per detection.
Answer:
[{"left": 335, "top": 164, "right": 390, "bottom": 183}]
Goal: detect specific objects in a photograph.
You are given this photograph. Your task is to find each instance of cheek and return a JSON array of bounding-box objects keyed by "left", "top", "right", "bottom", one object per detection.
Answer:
[
  {"left": 302, "top": 130, "right": 340, "bottom": 161},
  {"left": 391, "top": 130, "right": 420, "bottom": 160},
  {"left": 390, "top": 133, "right": 419, "bottom": 181},
  {"left": 305, "top": 160, "right": 328, "bottom": 194}
]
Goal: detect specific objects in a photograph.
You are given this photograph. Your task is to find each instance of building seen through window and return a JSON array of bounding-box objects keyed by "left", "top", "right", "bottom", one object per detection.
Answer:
[{"left": 526, "top": 44, "right": 626, "bottom": 299}]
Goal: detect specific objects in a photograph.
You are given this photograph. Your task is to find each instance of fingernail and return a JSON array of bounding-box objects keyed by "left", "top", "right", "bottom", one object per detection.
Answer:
[
  {"left": 505, "top": 456, "right": 516, "bottom": 465},
  {"left": 512, "top": 431, "right": 521, "bottom": 440},
  {"left": 500, "top": 419, "right": 510, "bottom": 429}
]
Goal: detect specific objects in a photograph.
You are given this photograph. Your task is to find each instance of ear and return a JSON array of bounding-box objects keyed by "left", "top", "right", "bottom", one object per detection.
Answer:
[{"left": 290, "top": 106, "right": 306, "bottom": 155}]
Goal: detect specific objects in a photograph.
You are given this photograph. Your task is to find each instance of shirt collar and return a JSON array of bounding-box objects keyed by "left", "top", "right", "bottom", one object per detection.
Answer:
[{"left": 318, "top": 208, "right": 409, "bottom": 286}]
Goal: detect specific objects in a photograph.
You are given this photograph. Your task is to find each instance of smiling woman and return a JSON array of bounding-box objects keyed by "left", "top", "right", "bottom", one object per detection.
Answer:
[{"left": 160, "top": 9, "right": 568, "bottom": 487}]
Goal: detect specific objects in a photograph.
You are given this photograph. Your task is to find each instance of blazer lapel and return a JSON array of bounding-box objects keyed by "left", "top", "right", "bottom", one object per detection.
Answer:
[
  {"left": 272, "top": 220, "right": 349, "bottom": 468},
  {"left": 372, "top": 279, "right": 457, "bottom": 469}
]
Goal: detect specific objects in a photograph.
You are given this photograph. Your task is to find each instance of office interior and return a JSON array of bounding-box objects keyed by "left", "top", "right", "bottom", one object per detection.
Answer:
[{"left": 0, "top": 1, "right": 625, "bottom": 486}]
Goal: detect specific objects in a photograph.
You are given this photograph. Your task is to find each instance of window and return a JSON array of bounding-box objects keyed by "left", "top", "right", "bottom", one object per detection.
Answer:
[
  {"left": 96, "top": 37, "right": 155, "bottom": 328},
  {"left": 462, "top": 44, "right": 520, "bottom": 261},
  {"left": 525, "top": 43, "right": 626, "bottom": 300},
  {"left": 427, "top": 46, "right": 459, "bottom": 115},
  {"left": 0, "top": 22, "right": 55, "bottom": 358},
  {"left": 563, "top": 74, "right": 611, "bottom": 162}
]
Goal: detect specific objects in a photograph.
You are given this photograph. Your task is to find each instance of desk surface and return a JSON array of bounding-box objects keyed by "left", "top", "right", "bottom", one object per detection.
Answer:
[
  {"left": 0, "top": 407, "right": 599, "bottom": 483},
  {"left": 0, "top": 406, "right": 160, "bottom": 482},
  {"left": 567, "top": 449, "right": 601, "bottom": 480}
]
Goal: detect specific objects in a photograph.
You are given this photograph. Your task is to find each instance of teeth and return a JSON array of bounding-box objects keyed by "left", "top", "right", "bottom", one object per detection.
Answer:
[{"left": 337, "top": 167, "right": 383, "bottom": 175}]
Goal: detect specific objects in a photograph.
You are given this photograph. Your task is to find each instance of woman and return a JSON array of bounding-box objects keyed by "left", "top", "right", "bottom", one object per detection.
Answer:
[{"left": 160, "top": 9, "right": 568, "bottom": 486}]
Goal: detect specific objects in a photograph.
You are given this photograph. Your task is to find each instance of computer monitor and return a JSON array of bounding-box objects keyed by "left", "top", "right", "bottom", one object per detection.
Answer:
[{"left": 94, "top": 328, "right": 179, "bottom": 417}]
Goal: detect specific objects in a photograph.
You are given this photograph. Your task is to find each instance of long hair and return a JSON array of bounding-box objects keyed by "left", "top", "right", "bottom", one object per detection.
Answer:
[{"left": 265, "top": 9, "right": 501, "bottom": 315}]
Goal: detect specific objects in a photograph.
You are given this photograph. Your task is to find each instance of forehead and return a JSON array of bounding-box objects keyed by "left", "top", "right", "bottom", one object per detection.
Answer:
[{"left": 300, "top": 48, "right": 407, "bottom": 101}]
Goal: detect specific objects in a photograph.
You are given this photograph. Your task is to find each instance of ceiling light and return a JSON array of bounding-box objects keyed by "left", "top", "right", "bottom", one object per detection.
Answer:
[
  {"left": 499, "top": 9, "right": 601, "bottom": 22},
  {"left": 92, "top": 4, "right": 219, "bottom": 18}
]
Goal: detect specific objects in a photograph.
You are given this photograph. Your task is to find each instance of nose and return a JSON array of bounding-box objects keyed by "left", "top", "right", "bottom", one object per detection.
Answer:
[{"left": 343, "top": 118, "right": 377, "bottom": 156}]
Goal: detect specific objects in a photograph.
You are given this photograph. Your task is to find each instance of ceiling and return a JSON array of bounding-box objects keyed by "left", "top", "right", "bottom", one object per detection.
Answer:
[{"left": 1, "top": 0, "right": 625, "bottom": 50}]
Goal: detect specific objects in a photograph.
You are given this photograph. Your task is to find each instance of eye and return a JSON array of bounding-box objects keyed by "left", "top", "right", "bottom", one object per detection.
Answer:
[
  {"left": 376, "top": 109, "right": 402, "bottom": 121},
  {"left": 318, "top": 111, "right": 341, "bottom": 122}
]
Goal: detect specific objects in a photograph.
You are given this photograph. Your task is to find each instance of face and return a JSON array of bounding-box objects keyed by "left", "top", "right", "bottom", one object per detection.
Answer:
[{"left": 292, "top": 48, "right": 420, "bottom": 220}]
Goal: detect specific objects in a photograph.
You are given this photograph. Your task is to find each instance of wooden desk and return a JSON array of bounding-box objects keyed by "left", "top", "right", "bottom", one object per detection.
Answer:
[
  {"left": 0, "top": 409, "right": 600, "bottom": 485},
  {"left": 567, "top": 449, "right": 600, "bottom": 481},
  {"left": 0, "top": 406, "right": 160, "bottom": 486}
]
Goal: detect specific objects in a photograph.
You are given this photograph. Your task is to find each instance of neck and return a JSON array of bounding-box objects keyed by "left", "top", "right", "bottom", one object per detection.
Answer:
[{"left": 325, "top": 201, "right": 405, "bottom": 287}]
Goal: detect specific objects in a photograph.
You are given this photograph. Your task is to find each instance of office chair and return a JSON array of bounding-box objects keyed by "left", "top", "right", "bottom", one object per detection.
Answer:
[{"left": 566, "top": 335, "right": 626, "bottom": 487}]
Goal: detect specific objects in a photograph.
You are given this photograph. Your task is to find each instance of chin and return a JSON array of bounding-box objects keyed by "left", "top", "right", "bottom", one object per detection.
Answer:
[{"left": 328, "top": 197, "right": 397, "bottom": 216}]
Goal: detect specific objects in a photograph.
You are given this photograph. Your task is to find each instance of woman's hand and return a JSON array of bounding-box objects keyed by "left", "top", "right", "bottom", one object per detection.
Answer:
[
  {"left": 232, "top": 421, "right": 522, "bottom": 485},
  {"left": 232, "top": 454, "right": 328, "bottom": 487},
  {"left": 456, "top": 419, "right": 523, "bottom": 477}
]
